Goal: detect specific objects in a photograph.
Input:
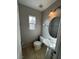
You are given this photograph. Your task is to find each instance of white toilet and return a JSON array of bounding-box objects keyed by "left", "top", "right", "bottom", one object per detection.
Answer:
[{"left": 33, "top": 41, "right": 42, "bottom": 51}]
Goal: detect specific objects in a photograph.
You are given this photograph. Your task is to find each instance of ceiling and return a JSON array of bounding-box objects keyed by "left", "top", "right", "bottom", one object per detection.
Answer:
[{"left": 18, "top": 0, "right": 56, "bottom": 11}]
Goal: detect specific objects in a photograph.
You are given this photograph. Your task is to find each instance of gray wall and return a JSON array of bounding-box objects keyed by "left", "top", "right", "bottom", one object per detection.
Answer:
[
  {"left": 41, "top": 1, "right": 61, "bottom": 59},
  {"left": 18, "top": 0, "right": 60, "bottom": 47},
  {"left": 18, "top": 4, "right": 42, "bottom": 47},
  {"left": 42, "top": 0, "right": 61, "bottom": 38},
  {"left": 55, "top": 22, "right": 61, "bottom": 59},
  {"left": 17, "top": 6, "right": 22, "bottom": 59}
]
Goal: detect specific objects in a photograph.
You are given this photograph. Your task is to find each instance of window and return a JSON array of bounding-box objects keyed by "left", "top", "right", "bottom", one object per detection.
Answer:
[{"left": 29, "top": 15, "right": 36, "bottom": 30}]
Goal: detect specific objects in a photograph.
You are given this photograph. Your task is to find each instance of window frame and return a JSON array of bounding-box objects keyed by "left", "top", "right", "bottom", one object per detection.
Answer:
[{"left": 29, "top": 15, "right": 36, "bottom": 30}]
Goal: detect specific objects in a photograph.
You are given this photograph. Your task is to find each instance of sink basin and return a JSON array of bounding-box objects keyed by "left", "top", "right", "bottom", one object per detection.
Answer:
[{"left": 40, "top": 36, "right": 57, "bottom": 50}]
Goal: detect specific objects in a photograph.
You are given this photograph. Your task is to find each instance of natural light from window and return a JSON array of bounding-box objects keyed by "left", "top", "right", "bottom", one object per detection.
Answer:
[{"left": 29, "top": 15, "right": 36, "bottom": 30}]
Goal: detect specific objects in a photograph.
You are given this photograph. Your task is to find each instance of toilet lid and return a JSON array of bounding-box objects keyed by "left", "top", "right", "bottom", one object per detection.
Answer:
[{"left": 34, "top": 41, "right": 42, "bottom": 45}]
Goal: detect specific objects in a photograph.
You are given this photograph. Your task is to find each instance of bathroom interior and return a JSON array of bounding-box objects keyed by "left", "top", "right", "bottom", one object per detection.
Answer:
[{"left": 18, "top": 0, "right": 61, "bottom": 59}]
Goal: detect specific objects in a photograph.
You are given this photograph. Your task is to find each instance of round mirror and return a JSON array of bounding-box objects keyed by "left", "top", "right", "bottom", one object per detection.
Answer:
[{"left": 49, "top": 17, "right": 60, "bottom": 38}]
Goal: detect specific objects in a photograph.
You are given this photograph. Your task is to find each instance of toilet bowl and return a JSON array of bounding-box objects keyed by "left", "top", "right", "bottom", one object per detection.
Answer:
[{"left": 34, "top": 41, "right": 42, "bottom": 51}]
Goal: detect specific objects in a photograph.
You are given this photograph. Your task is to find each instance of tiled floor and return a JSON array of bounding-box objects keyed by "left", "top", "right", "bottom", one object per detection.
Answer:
[{"left": 22, "top": 45, "right": 47, "bottom": 59}]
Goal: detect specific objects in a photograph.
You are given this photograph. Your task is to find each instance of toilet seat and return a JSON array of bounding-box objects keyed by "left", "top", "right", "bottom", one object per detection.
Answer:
[{"left": 33, "top": 41, "right": 42, "bottom": 51}]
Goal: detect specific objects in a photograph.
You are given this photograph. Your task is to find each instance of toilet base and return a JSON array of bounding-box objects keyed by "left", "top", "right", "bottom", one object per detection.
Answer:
[{"left": 33, "top": 41, "right": 42, "bottom": 51}]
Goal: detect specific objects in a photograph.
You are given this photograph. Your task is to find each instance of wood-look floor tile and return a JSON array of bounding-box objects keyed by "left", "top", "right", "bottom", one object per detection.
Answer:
[{"left": 22, "top": 45, "right": 47, "bottom": 59}]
